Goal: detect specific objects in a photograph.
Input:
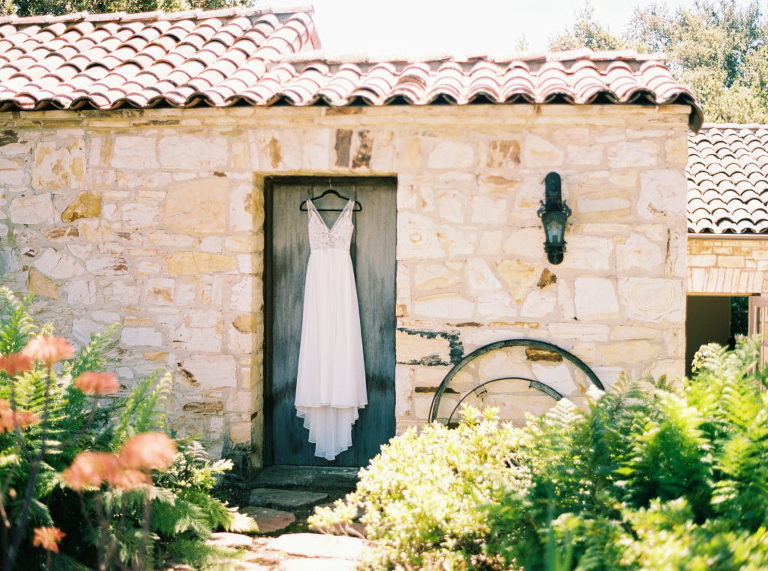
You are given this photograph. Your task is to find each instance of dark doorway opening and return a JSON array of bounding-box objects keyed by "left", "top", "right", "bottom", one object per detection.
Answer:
[{"left": 686, "top": 295, "right": 749, "bottom": 375}]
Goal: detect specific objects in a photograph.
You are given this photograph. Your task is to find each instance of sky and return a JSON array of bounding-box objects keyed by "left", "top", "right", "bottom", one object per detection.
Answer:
[{"left": 310, "top": 0, "right": 691, "bottom": 57}]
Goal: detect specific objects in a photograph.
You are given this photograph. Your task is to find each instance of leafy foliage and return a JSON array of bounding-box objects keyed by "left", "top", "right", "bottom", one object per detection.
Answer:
[
  {"left": 485, "top": 337, "right": 768, "bottom": 570},
  {"left": 309, "top": 406, "right": 529, "bottom": 570},
  {"left": 0, "top": 287, "right": 253, "bottom": 570}
]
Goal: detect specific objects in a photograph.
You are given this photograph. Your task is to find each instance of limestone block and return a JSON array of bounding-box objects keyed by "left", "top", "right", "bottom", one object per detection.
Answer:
[
  {"left": 230, "top": 277, "right": 254, "bottom": 312},
  {"left": 619, "top": 277, "right": 684, "bottom": 322},
  {"left": 567, "top": 144, "right": 603, "bottom": 165},
  {"left": 61, "top": 191, "right": 101, "bottom": 222},
  {"left": 26, "top": 268, "right": 58, "bottom": 299},
  {"left": 111, "top": 136, "right": 158, "bottom": 169},
  {"left": 466, "top": 258, "right": 502, "bottom": 294},
  {"left": 476, "top": 349, "right": 532, "bottom": 381},
  {"left": 521, "top": 134, "right": 564, "bottom": 166},
  {"left": 557, "top": 281, "right": 575, "bottom": 319},
  {"left": 167, "top": 252, "right": 236, "bottom": 275},
  {"left": 497, "top": 259, "right": 537, "bottom": 303},
  {"left": 121, "top": 327, "right": 163, "bottom": 347},
  {"left": 86, "top": 255, "right": 128, "bottom": 276},
  {"left": 637, "top": 170, "right": 687, "bottom": 219},
  {"left": 477, "top": 231, "right": 503, "bottom": 256},
  {"left": 616, "top": 233, "right": 666, "bottom": 272},
  {"left": 229, "top": 421, "right": 252, "bottom": 444},
  {"left": 34, "top": 249, "right": 82, "bottom": 279},
  {"left": 158, "top": 134, "right": 228, "bottom": 170},
  {"left": 32, "top": 138, "right": 84, "bottom": 189},
  {"left": 502, "top": 228, "right": 544, "bottom": 260},
  {"left": 396, "top": 330, "right": 451, "bottom": 364},
  {"left": 427, "top": 141, "right": 474, "bottom": 169},
  {"left": 414, "top": 293, "right": 474, "bottom": 320},
  {"left": 520, "top": 289, "right": 557, "bottom": 318},
  {"left": 476, "top": 292, "right": 518, "bottom": 319},
  {"left": 485, "top": 139, "right": 520, "bottom": 168},
  {"left": 180, "top": 355, "right": 237, "bottom": 389},
  {"left": 72, "top": 318, "right": 101, "bottom": 345},
  {"left": 471, "top": 195, "right": 508, "bottom": 225},
  {"left": 437, "top": 226, "right": 478, "bottom": 257},
  {"left": 227, "top": 325, "right": 253, "bottom": 354},
  {"left": 479, "top": 175, "right": 521, "bottom": 195},
  {"left": 414, "top": 263, "right": 462, "bottom": 290},
  {"left": 102, "top": 281, "right": 139, "bottom": 303},
  {"left": 645, "top": 359, "right": 685, "bottom": 381},
  {"left": 173, "top": 327, "right": 222, "bottom": 352},
  {"left": 665, "top": 137, "right": 688, "bottom": 165},
  {"left": 164, "top": 178, "right": 228, "bottom": 233},
  {"left": 144, "top": 279, "right": 175, "bottom": 305},
  {"left": 63, "top": 279, "right": 97, "bottom": 305},
  {"left": 230, "top": 182, "right": 257, "bottom": 232},
  {"left": 436, "top": 189, "right": 465, "bottom": 223},
  {"left": 599, "top": 340, "right": 659, "bottom": 364},
  {"left": 0, "top": 168, "right": 26, "bottom": 187},
  {"left": 606, "top": 141, "right": 658, "bottom": 168},
  {"left": 547, "top": 322, "right": 610, "bottom": 341},
  {"left": 397, "top": 212, "right": 443, "bottom": 259},
  {"left": 10, "top": 194, "right": 54, "bottom": 224},
  {"left": 558, "top": 235, "right": 613, "bottom": 271},
  {"left": 574, "top": 277, "right": 619, "bottom": 320},
  {"left": 395, "top": 365, "right": 414, "bottom": 416},
  {"left": 591, "top": 367, "right": 623, "bottom": 387},
  {"left": 531, "top": 362, "right": 577, "bottom": 395},
  {"left": 575, "top": 188, "right": 632, "bottom": 217},
  {"left": 122, "top": 202, "right": 160, "bottom": 228}
]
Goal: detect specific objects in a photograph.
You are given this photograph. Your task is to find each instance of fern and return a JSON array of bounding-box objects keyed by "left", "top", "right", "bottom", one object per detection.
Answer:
[
  {"left": 111, "top": 371, "right": 172, "bottom": 445},
  {"left": 0, "top": 287, "right": 37, "bottom": 354},
  {"left": 64, "top": 324, "right": 120, "bottom": 379}
]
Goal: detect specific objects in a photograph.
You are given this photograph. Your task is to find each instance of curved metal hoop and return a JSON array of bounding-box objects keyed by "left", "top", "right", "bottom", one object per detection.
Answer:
[{"left": 428, "top": 338, "right": 603, "bottom": 423}]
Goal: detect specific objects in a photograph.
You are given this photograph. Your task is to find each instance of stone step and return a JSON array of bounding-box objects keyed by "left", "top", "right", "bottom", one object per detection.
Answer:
[
  {"left": 250, "top": 466, "right": 359, "bottom": 491},
  {"left": 240, "top": 505, "right": 296, "bottom": 534},
  {"left": 249, "top": 487, "right": 328, "bottom": 510},
  {"left": 268, "top": 533, "right": 366, "bottom": 560}
]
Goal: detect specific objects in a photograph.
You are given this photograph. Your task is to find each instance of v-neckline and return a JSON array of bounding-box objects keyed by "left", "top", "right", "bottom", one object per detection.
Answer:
[{"left": 309, "top": 198, "right": 353, "bottom": 233}]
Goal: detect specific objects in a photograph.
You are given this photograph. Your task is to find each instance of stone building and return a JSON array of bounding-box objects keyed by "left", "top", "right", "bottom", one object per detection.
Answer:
[
  {"left": 686, "top": 124, "right": 768, "bottom": 368},
  {"left": 0, "top": 6, "right": 701, "bottom": 469}
]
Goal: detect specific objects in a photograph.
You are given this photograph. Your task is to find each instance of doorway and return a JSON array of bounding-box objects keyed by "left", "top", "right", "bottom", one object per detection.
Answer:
[
  {"left": 685, "top": 295, "right": 749, "bottom": 375},
  {"left": 264, "top": 177, "right": 397, "bottom": 466}
]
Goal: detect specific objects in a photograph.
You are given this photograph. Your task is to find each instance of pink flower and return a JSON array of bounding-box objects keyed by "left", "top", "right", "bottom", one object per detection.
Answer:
[
  {"left": 22, "top": 336, "right": 74, "bottom": 366},
  {"left": 0, "top": 353, "right": 32, "bottom": 376},
  {"left": 75, "top": 372, "right": 119, "bottom": 395},
  {"left": 118, "top": 432, "right": 178, "bottom": 471},
  {"left": 33, "top": 527, "right": 65, "bottom": 553}
]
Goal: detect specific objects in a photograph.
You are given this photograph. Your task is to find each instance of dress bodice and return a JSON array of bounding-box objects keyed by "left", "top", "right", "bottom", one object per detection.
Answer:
[{"left": 307, "top": 199, "right": 355, "bottom": 252}]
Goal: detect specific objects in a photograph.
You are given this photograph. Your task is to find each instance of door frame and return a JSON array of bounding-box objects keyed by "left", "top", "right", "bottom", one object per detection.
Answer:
[{"left": 262, "top": 176, "right": 397, "bottom": 466}]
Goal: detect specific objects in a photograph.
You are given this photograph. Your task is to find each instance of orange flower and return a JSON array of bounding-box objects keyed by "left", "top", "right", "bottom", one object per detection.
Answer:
[
  {"left": 108, "top": 468, "right": 151, "bottom": 490},
  {"left": 74, "top": 372, "right": 119, "bottom": 396},
  {"left": 62, "top": 451, "right": 120, "bottom": 491},
  {"left": 118, "top": 432, "right": 178, "bottom": 471},
  {"left": 22, "top": 335, "right": 74, "bottom": 366},
  {"left": 0, "top": 405, "right": 40, "bottom": 433},
  {"left": 33, "top": 527, "right": 65, "bottom": 553},
  {"left": 0, "top": 353, "right": 32, "bottom": 376}
]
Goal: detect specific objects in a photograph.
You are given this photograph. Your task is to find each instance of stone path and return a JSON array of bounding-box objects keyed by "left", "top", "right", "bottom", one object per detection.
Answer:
[{"left": 203, "top": 470, "right": 366, "bottom": 570}]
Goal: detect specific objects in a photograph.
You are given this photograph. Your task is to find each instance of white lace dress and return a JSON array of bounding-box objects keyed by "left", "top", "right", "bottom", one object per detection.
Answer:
[{"left": 295, "top": 198, "right": 367, "bottom": 460}]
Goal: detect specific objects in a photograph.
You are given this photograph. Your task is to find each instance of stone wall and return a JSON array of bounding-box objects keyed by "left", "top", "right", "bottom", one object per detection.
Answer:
[
  {"left": 0, "top": 104, "right": 691, "bottom": 466},
  {"left": 687, "top": 237, "right": 768, "bottom": 294}
]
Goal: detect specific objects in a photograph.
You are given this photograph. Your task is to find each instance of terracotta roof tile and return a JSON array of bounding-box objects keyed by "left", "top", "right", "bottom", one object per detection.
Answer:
[
  {"left": 0, "top": 6, "right": 700, "bottom": 126},
  {"left": 688, "top": 124, "right": 768, "bottom": 234}
]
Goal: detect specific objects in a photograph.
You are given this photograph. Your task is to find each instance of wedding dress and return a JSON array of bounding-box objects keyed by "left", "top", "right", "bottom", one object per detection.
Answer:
[{"left": 295, "top": 198, "right": 367, "bottom": 460}]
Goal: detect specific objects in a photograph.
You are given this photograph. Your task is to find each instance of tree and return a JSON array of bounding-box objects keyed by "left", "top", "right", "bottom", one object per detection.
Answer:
[
  {"left": 549, "top": 1, "right": 627, "bottom": 51},
  {"left": 6, "top": 0, "right": 244, "bottom": 17},
  {"left": 551, "top": 0, "right": 768, "bottom": 124}
]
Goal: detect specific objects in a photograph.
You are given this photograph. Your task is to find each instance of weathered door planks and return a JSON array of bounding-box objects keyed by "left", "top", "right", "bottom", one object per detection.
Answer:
[{"left": 264, "top": 177, "right": 396, "bottom": 466}]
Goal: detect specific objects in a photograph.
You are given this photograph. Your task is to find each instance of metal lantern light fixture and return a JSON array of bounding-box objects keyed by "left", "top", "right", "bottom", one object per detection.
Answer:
[{"left": 537, "top": 172, "right": 571, "bottom": 265}]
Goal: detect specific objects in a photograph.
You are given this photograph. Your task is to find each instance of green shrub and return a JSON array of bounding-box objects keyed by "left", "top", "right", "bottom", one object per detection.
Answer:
[
  {"left": 0, "top": 288, "right": 254, "bottom": 570},
  {"left": 485, "top": 338, "right": 768, "bottom": 570},
  {"left": 309, "top": 406, "right": 529, "bottom": 570}
]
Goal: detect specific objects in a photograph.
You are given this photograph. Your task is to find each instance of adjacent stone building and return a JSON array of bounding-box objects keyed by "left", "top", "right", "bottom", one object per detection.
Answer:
[{"left": 0, "top": 6, "right": 701, "bottom": 468}]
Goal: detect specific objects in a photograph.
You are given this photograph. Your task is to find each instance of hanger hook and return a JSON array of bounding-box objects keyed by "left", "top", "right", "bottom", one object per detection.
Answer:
[{"left": 328, "top": 178, "right": 333, "bottom": 189}]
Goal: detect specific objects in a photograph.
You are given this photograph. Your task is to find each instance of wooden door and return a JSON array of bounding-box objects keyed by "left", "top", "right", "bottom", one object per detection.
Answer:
[
  {"left": 749, "top": 295, "right": 768, "bottom": 368},
  {"left": 264, "top": 177, "right": 397, "bottom": 466}
]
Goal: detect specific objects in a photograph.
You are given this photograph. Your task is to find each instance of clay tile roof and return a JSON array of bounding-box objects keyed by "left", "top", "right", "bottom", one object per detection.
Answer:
[
  {"left": 0, "top": 7, "right": 701, "bottom": 127},
  {"left": 688, "top": 124, "right": 768, "bottom": 234}
]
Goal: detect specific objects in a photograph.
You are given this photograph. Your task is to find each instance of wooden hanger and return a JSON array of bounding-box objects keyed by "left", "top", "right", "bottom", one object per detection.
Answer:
[{"left": 300, "top": 180, "right": 362, "bottom": 212}]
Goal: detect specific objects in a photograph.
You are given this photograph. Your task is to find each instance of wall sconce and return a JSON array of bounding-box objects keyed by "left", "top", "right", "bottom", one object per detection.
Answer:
[{"left": 537, "top": 172, "right": 571, "bottom": 265}]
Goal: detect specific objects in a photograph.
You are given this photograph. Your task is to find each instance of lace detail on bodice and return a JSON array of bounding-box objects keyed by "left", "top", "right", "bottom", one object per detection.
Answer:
[{"left": 307, "top": 199, "right": 355, "bottom": 251}]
